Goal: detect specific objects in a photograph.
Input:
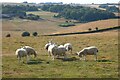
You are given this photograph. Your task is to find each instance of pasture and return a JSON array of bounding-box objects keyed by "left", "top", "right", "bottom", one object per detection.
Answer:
[
  {"left": 2, "top": 30, "right": 118, "bottom": 78},
  {"left": 2, "top": 10, "right": 119, "bottom": 78}
]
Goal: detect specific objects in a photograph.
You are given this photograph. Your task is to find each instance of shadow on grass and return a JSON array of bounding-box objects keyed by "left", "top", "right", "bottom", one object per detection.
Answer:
[
  {"left": 56, "top": 57, "right": 78, "bottom": 61},
  {"left": 27, "top": 59, "right": 44, "bottom": 65},
  {"left": 97, "top": 59, "right": 113, "bottom": 62}
]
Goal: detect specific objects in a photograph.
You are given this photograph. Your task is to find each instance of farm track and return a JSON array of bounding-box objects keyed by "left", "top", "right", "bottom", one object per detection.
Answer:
[{"left": 44, "top": 26, "right": 120, "bottom": 36}]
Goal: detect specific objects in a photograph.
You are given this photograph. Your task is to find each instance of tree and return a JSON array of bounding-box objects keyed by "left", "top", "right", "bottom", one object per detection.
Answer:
[
  {"left": 95, "top": 27, "right": 98, "bottom": 31},
  {"left": 88, "top": 28, "right": 92, "bottom": 31}
]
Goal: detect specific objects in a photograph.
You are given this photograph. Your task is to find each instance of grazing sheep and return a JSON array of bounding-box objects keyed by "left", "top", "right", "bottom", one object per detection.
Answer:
[
  {"left": 15, "top": 48, "right": 28, "bottom": 63},
  {"left": 76, "top": 46, "right": 98, "bottom": 61},
  {"left": 47, "top": 44, "right": 67, "bottom": 60},
  {"left": 44, "top": 41, "right": 55, "bottom": 56},
  {"left": 64, "top": 43, "right": 72, "bottom": 54},
  {"left": 22, "top": 46, "right": 37, "bottom": 59},
  {"left": 56, "top": 45, "right": 67, "bottom": 58},
  {"left": 45, "top": 41, "right": 53, "bottom": 51}
]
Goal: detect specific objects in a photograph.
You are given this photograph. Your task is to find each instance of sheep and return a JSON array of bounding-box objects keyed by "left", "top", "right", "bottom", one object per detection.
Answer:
[
  {"left": 15, "top": 46, "right": 37, "bottom": 64},
  {"left": 64, "top": 43, "right": 72, "bottom": 54},
  {"left": 44, "top": 41, "right": 55, "bottom": 56},
  {"left": 45, "top": 41, "right": 53, "bottom": 51},
  {"left": 56, "top": 45, "right": 67, "bottom": 58},
  {"left": 47, "top": 44, "right": 67, "bottom": 60},
  {"left": 76, "top": 46, "right": 98, "bottom": 61},
  {"left": 22, "top": 46, "right": 37, "bottom": 59},
  {"left": 15, "top": 48, "right": 28, "bottom": 63}
]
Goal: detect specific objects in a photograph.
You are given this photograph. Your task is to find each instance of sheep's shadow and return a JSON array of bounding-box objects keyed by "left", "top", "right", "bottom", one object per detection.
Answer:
[
  {"left": 27, "top": 59, "right": 44, "bottom": 65},
  {"left": 97, "top": 59, "right": 113, "bottom": 62},
  {"left": 56, "top": 57, "right": 78, "bottom": 61}
]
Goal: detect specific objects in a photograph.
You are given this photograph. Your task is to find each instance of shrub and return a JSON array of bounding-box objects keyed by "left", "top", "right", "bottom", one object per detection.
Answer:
[
  {"left": 95, "top": 27, "right": 99, "bottom": 31},
  {"left": 6, "top": 34, "right": 11, "bottom": 37},
  {"left": 88, "top": 28, "right": 92, "bottom": 31},
  {"left": 26, "top": 14, "right": 39, "bottom": 20},
  {"left": 32, "top": 32, "right": 38, "bottom": 36},
  {"left": 59, "top": 22, "right": 75, "bottom": 27},
  {"left": 22, "top": 31, "right": 30, "bottom": 37}
]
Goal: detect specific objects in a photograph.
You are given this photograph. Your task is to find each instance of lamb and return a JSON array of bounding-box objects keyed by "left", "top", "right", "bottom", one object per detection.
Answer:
[
  {"left": 64, "top": 43, "right": 72, "bottom": 54},
  {"left": 76, "top": 46, "right": 98, "bottom": 61},
  {"left": 15, "top": 48, "right": 28, "bottom": 63}
]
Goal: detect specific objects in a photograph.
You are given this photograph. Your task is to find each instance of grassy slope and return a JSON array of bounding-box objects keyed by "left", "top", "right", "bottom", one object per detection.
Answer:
[
  {"left": 54, "top": 19, "right": 119, "bottom": 34},
  {"left": 2, "top": 31, "right": 118, "bottom": 78}
]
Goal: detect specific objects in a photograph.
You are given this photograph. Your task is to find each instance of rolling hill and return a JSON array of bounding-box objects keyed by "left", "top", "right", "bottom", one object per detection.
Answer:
[{"left": 52, "top": 19, "right": 119, "bottom": 34}]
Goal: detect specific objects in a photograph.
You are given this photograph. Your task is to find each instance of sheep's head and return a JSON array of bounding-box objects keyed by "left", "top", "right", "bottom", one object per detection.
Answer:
[
  {"left": 75, "top": 52, "right": 79, "bottom": 55},
  {"left": 44, "top": 44, "right": 50, "bottom": 50},
  {"left": 78, "top": 52, "right": 83, "bottom": 57},
  {"left": 75, "top": 51, "right": 82, "bottom": 57},
  {"left": 34, "top": 51, "right": 37, "bottom": 58}
]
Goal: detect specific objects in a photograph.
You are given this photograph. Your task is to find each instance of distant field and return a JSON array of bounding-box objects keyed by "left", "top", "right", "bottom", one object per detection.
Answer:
[
  {"left": 54, "top": 19, "right": 119, "bottom": 34},
  {"left": 2, "top": 11, "right": 72, "bottom": 35}
]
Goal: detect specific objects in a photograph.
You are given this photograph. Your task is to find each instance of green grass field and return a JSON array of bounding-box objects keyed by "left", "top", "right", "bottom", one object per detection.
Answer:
[
  {"left": 2, "top": 10, "right": 119, "bottom": 78},
  {"left": 2, "top": 31, "right": 118, "bottom": 78}
]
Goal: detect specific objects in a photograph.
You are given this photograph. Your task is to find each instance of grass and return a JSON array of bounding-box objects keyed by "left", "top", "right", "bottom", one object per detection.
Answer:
[
  {"left": 2, "top": 31, "right": 118, "bottom": 78},
  {"left": 2, "top": 10, "right": 119, "bottom": 78}
]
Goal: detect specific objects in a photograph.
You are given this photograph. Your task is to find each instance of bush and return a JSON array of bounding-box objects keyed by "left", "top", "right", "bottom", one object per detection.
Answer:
[
  {"left": 26, "top": 14, "right": 39, "bottom": 20},
  {"left": 59, "top": 22, "right": 75, "bottom": 27},
  {"left": 6, "top": 34, "right": 11, "bottom": 37},
  {"left": 32, "top": 32, "right": 38, "bottom": 36},
  {"left": 88, "top": 28, "right": 92, "bottom": 31},
  {"left": 95, "top": 27, "right": 98, "bottom": 31},
  {"left": 22, "top": 31, "right": 30, "bottom": 37}
]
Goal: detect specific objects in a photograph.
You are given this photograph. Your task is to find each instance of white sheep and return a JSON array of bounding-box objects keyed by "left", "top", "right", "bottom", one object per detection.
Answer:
[
  {"left": 47, "top": 44, "right": 67, "bottom": 60},
  {"left": 76, "top": 46, "right": 98, "bottom": 61},
  {"left": 15, "top": 48, "right": 28, "bottom": 63},
  {"left": 64, "top": 43, "right": 72, "bottom": 54},
  {"left": 22, "top": 46, "right": 37, "bottom": 59},
  {"left": 44, "top": 41, "right": 55, "bottom": 56}
]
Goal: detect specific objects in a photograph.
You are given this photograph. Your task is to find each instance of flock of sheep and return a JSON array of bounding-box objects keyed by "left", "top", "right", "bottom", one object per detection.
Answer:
[{"left": 15, "top": 40, "right": 98, "bottom": 64}]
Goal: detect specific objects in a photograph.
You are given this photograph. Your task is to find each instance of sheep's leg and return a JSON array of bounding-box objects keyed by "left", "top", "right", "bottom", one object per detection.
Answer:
[
  {"left": 52, "top": 55, "right": 55, "bottom": 60},
  {"left": 94, "top": 54, "right": 97, "bottom": 61},
  {"left": 26, "top": 55, "right": 30, "bottom": 63},
  {"left": 83, "top": 55, "right": 86, "bottom": 61},
  {"left": 49, "top": 52, "right": 51, "bottom": 57},
  {"left": 64, "top": 53, "right": 67, "bottom": 59},
  {"left": 18, "top": 57, "right": 21, "bottom": 64},
  {"left": 79, "top": 57, "right": 82, "bottom": 60},
  {"left": 48, "top": 52, "right": 51, "bottom": 57},
  {"left": 70, "top": 49, "right": 72, "bottom": 54}
]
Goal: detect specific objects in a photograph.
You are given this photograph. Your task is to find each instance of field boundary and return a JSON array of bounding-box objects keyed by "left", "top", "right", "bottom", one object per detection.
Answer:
[{"left": 43, "top": 26, "right": 120, "bottom": 36}]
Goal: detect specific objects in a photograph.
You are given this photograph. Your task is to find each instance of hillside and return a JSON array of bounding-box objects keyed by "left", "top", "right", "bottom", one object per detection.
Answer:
[{"left": 53, "top": 19, "right": 119, "bottom": 34}]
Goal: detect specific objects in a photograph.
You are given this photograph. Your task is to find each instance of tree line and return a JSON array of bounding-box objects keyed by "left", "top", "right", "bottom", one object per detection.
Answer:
[
  {"left": 2, "top": 5, "right": 39, "bottom": 20},
  {"left": 99, "top": 4, "right": 119, "bottom": 12},
  {"left": 41, "top": 5, "right": 117, "bottom": 22}
]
